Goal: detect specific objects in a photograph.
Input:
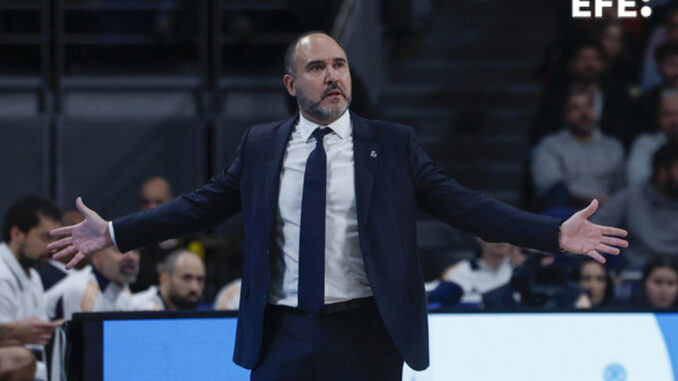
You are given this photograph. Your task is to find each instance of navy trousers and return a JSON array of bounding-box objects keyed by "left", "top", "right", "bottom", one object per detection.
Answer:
[{"left": 250, "top": 299, "right": 404, "bottom": 381}]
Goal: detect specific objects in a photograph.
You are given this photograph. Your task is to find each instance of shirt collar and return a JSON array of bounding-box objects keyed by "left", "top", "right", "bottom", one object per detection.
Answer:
[
  {"left": 297, "top": 109, "right": 351, "bottom": 142},
  {"left": 91, "top": 264, "right": 110, "bottom": 290}
]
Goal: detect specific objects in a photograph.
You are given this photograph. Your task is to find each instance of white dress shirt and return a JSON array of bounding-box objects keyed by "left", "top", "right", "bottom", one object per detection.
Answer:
[
  {"left": 109, "top": 110, "right": 372, "bottom": 307},
  {"left": 269, "top": 111, "right": 372, "bottom": 306}
]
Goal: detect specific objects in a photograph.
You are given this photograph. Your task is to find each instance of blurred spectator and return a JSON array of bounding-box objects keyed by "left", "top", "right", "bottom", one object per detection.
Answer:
[
  {"left": 38, "top": 210, "right": 89, "bottom": 291},
  {"left": 633, "top": 254, "right": 678, "bottom": 308},
  {"left": 635, "top": 41, "right": 678, "bottom": 134},
  {"left": 214, "top": 278, "right": 242, "bottom": 311},
  {"left": 0, "top": 195, "right": 63, "bottom": 380},
  {"left": 531, "top": 90, "right": 625, "bottom": 214},
  {"left": 593, "top": 20, "right": 640, "bottom": 86},
  {"left": 569, "top": 258, "right": 615, "bottom": 307},
  {"left": 593, "top": 141, "right": 678, "bottom": 270},
  {"left": 482, "top": 253, "right": 590, "bottom": 309},
  {"left": 132, "top": 249, "right": 205, "bottom": 311},
  {"left": 45, "top": 247, "right": 139, "bottom": 320},
  {"left": 640, "top": 5, "right": 678, "bottom": 90},
  {"left": 440, "top": 238, "right": 525, "bottom": 304},
  {"left": 132, "top": 176, "right": 182, "bottom": 293},
  {"left": 532, "top": 40, "right": 635, "bottom": 146},
  {"left": 628, "top": 89, "right": 678, "bottom": 186}
]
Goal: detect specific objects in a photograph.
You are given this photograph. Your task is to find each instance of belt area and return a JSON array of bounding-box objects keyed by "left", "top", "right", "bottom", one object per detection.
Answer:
[{"left": 271, "top": 296, "right": 375, "bottom": 316}]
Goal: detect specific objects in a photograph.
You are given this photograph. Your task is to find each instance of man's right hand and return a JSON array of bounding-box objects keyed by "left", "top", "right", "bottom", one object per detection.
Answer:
[
  {"left": 48, "top": 197, "right": 113, "bottom": 269},
  {"left": 5, "top": 318, "right": 64, "bottom": 346}
]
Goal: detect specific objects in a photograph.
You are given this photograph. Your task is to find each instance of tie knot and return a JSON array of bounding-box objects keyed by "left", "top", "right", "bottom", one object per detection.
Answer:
[{"left": 312, "top": 127, "right": 332, "bottom": 142}]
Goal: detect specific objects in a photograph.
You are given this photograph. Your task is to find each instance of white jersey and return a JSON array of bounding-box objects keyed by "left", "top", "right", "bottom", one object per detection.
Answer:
[
  {"left": 131, "top": 286, "right": 165, "bottom": 311},
  {"left": 0, "top": 243, "right": 47, "bottom": 323},
  {"left": 444, "top": 257, "right": 513, "bottom": 304},
  {"left": 213, "top": 279, "right": 241, "bottom": 311},
  {"left": 44, "top": 266, "right": 134, "bottom": 320}
]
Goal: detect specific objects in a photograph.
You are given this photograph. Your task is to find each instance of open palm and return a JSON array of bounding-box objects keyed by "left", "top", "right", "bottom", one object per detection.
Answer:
[
  {"left": 48, "top": 197, "right": 112, "bottom": 269},
  {"left": 559, "top": 199, "right": 628, "bottom": 263}
]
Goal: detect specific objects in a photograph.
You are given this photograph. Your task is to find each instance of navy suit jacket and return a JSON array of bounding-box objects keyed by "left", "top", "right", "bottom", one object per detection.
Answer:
[{"left": 113, "top": 112, "right": 561, "bottom": 370}]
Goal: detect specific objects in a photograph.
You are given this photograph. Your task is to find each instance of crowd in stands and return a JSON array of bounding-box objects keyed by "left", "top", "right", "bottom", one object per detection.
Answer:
[{"left": 428, "top": 2, "right": 678, "bottom": 311}]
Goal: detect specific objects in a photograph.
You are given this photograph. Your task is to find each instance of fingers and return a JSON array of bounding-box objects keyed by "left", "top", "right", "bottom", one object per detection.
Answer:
[
  {"left": 65, "top": 251, "right": 86, "bottom": 270},
  {"left": 586, "top": 250, "right": 606, "bottom": 264},
  {"left": 49, "top": 319, "right": 65, "bottom": 327},
  {"left": 75, "top": 196, "right": 94, "bottom": 217},
  {"left": 578, "top": 199, "right": 599, "bottom": 219},
  {"left": 601, "top": 226, "right": 628, "bottom": 237},
  {"left": 596, "top": 243, "right": 620, "bottom": 255},
  {"left": 48, "top": 236, "right": 72, "bottom": 252},
  {"left": 49, "top": 225, "right": 75, "bottom": 239},
  {"left": 601, "top": 236, "right": 629, "bottom": 248},
  {"left": 52, "top": 245, "right": 77, "bottom": 261}
]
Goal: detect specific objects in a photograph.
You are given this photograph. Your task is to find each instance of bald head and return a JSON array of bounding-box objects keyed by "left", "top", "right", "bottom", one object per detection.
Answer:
[
  {"left": 284, "top": 31, "right": 347, "bottom": 77},
  {"left": 159, "top": 250, "right": 205, "bottom": 310},
  {"left": 140, "top": 177, "right": 173, "bottom": 211}
]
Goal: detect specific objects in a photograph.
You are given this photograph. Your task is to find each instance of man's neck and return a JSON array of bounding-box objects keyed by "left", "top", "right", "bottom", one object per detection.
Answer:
[
  {"left": 481, "top": 254, "right": 505, "bottom": 271},
  {"left": 160, "top": 289, "right": 176, "bottom": 311},
  {"left": 6, "top": 242, "right": 31, "bottom": 276}
]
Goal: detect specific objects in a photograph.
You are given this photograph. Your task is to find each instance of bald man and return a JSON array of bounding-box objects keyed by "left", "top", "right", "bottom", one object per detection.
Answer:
[
  {"left": 50, "top": 31, "right": 628, "bottom": 380},
  {"left": 132, "top": 250, "right": 205, "bottom": 311}
]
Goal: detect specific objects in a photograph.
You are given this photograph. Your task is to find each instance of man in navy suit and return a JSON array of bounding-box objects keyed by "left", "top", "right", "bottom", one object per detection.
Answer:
[{"left": 49, "top": 32, "right": 628, "bottom": 380}]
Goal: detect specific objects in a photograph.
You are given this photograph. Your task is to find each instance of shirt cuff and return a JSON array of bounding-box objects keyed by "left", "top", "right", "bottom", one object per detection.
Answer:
[{"left": 108, "top": 221, "right": 118, "bottom": 247}]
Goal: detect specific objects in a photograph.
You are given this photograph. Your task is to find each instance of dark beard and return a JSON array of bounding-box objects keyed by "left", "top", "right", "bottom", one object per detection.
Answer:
[
  {"left": 168, "top": 290, "right": 200, "bottom": 310},
  {"left": 296, "top": 85, "right": 351, "bottom": 124},
  {"left": 662, "top": 179, "right": 678, "bottom": 199}
]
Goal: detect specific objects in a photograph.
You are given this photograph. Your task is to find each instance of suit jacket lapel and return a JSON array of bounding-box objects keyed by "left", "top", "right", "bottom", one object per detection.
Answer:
[
  {"left": 351, "top": 112, "right": 379, "bottom": 238},
  {"left": 263, "top": 115, "right": 297, "bottom": 227}
]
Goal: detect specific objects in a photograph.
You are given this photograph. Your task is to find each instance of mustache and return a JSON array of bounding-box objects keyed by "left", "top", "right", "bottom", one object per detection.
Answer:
[{"left": 322, "top": 83, "right": 346, "bottom": 99}]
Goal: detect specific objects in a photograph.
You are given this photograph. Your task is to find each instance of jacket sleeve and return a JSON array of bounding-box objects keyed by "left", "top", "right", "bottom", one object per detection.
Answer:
[
  {"left": 408, "top": 130, "right": 562, "bottom": 253},
  {"left": 112, "top": 127, "right": 250, "bottom": 252}
]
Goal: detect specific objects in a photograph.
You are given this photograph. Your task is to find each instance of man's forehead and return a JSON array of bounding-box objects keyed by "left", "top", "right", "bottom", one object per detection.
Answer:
[{"left": 296, "top": 34, "right": 347, "bottom": 62}]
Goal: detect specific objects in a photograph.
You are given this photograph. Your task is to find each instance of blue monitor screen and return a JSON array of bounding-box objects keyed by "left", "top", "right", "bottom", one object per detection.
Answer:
[{"left": 103, "top": 318, "right": 250, "bottom": 381}]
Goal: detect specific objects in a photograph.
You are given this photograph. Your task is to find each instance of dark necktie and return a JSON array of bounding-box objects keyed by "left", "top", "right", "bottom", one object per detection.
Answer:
[{"left": 298, "top": 127, "right": 332, "bottom": 313}]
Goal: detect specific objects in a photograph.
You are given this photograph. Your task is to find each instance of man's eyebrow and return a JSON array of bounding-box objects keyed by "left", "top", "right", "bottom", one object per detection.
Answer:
[{"left": 305, "top": 57, "right": 347, "bottom": 69}]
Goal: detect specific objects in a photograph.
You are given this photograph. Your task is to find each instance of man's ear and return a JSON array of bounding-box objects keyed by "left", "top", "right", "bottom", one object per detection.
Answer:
[
  {"left": 9, "top": 226, "right": 25, "bottom": 245},
  {"left": 159, "top": 272, "right": 169, "bottom": 286},
  {"left": 283, "top": 74, "right": 296, "bottom": 97}
]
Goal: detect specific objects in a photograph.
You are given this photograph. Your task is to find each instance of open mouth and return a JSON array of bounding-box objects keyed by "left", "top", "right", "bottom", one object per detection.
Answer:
[{"left": 323, "top": 89, "right": 344, "bottom": 99}]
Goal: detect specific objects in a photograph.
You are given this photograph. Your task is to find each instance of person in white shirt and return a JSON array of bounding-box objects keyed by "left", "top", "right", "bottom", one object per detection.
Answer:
[
  {"left": 45, "top": 246, "right": 139, "bottom": 320},
  {"left": 442, "top": 238, "right": 526, "bottom": 304},
  {"left": 0, "top": 195, "right": 64, "bottom": 380},
  {"left": 132, "top": 249, "right": 205, "bottom": 311}
]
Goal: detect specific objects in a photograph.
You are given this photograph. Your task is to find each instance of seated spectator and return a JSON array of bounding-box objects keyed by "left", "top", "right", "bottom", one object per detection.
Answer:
[
  {"left": 132, "top": 249, "right": 205, "bottom": 311},
  {"left": 440, "top": 238, "right": 525, "bottom": 304},
  {"left": 132, "top": 176, "right": 183, "bottom": 293},
  {"left": 38, "top": 210, "right": 88, "bottom": 291},
  {"left": 633, "top": 255, "right": 678, "bottom": 308},
  {"left": 214, "top": 279, "right": 242, "bottom": 311},
  {"left": 636, "top": 41, "right": 678, "bottom": 134},
  {"left": 45, "top": 247, "right": 139, "bottom": 320},
  {"left": 569, "top": 258, "right": 615, "bottom": 307},
  {"left": 482, "top": 253, "right": 590, "bottom": 309},
  {"left": 640, "top": 5, "right": 678, "bottom": 91},
  {"left": 532, "top": 89, "right": 625, "bottom": 214},
  {"left": 628, "top": 89, "right": 678, "bottom": 186},
  {"left": 593, "top": 141, "right": 678, "bottom": 270},
  {"left": 0, "top": 195, "right": 63, "bottom": 380},
  {"left": 532, "top": 40, "right": 634, "bottom": 146},
  {"left": 593, "top": 20, "right": 639, "bottom": 86}
]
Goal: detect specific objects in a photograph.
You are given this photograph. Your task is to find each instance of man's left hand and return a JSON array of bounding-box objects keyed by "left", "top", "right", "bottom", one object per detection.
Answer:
[{"left": 559, "top": 199, "right": 628, "bottom": 263}]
